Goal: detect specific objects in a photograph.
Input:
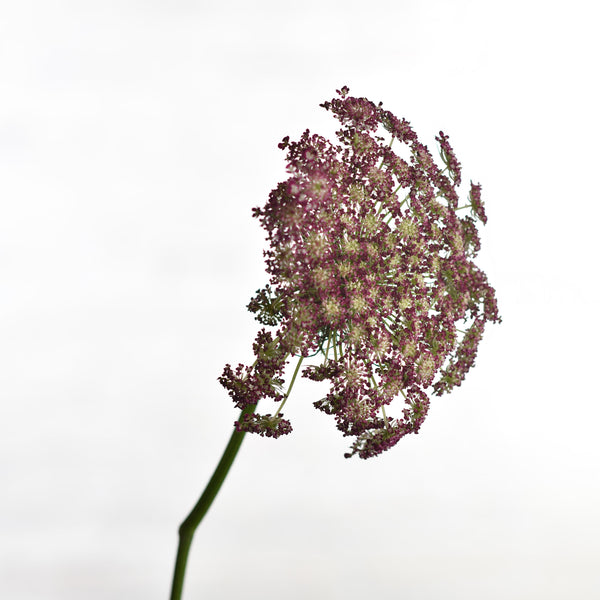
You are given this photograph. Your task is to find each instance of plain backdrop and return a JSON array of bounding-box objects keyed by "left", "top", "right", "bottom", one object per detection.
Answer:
[{"left": 1, "top": 1, "right": 599, "bottom": 599}]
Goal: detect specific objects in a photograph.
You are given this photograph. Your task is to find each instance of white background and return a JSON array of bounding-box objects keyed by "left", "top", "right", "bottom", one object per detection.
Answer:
[{"left": 1, "top": 1, "right": 599, "bottom": 599}]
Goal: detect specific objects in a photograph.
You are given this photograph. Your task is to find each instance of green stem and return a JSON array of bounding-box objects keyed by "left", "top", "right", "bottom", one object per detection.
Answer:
[
  {"left": 169, "top": 403, "right": 256, "bottom": 600},
  {"left": 274, "top": 354, "right": 304, "bottom": 417},
  {"left": 324, "top": 330, "right": 332, "bottom": 361},
  {"left": 333, "top": 330, "right": 338, "bottom": 361}
]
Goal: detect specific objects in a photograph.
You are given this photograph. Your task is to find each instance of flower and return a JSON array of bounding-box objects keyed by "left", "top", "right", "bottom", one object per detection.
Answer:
[
  {"left": 219, "top": 87, "right": 501, "bottom": 459},
  {"left": 468, "top": 181, "right": 487, "bottom": 225}
]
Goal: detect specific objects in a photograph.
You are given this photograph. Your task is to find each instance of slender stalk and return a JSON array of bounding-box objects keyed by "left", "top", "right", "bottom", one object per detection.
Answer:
[
  {"left": 274, "top": 355, "right": 304, "bottom": 417},
  {"left": 169, "top": 403, "right": 255, "bottom": 600},
  {"left": 333, "top": 330, "right": 338, "bottom": 361}
]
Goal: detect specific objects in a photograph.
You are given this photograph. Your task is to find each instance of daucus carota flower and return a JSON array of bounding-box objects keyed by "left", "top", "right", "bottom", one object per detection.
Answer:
[{"left": 219, "top": 86, "right": 501, "bottom": 459}]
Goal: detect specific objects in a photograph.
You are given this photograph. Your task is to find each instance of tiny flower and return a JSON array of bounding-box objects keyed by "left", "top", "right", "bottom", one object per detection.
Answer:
[
  {"left": 323, "top": 297, "right": 343, "bottom": 323},
  {"left": 436, "top": 131, "right": 462, "bottom": 185},
  {"left": 221, "top": 88, "right": 501, "bottom": 458},
  {"left": 418, "top": 353, "right": 436, "bottom": 384},
  {"left": 351, "top": 294, "right": 369, "bottom": 315},
  {"left": 398, "top": 219, "right": 418, "bottom": 239},
  {"left": 469, "top": 181, "right": 487, "bottom": 224},
  {"left": 235, "top": 412, "right": 293, "bottom": 438}
]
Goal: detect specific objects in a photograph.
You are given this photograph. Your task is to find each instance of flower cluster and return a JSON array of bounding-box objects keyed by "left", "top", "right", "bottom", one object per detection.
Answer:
[{"left": 219, "top": 87, "right": 500, "bottom": 458}]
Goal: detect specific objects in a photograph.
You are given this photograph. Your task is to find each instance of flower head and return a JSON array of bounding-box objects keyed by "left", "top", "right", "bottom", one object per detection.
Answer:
[{"left": 219, "top": 88, "right": 501, "bottom": 459}]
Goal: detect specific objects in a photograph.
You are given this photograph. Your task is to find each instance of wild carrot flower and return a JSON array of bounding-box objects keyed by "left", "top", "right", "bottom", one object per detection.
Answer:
[{"left": 219, "top": 86, "right": 501, "bottom": 459}]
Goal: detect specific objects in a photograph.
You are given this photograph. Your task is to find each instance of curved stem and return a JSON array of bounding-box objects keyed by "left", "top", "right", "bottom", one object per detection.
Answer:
[
  {"left": 273, "top": 355, "right": 304, "bottom": 417},
  {"left": 169, "top": 403, "right": 256, "bottom": 600}
]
